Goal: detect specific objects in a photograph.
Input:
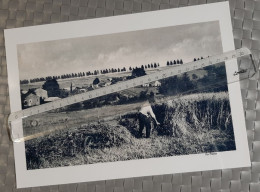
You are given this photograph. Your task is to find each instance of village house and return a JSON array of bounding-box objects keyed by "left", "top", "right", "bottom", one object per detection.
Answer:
[
  {"left": 79, "top": 88, "right": 86, "bottom": 93},
  {"left": 142, "top": 83, "right": 150, "bottom": 87},
  {"left": 91, "top": 84, "right": 99, "bottom": 89},
  {"left": 21, "top": 90, "right": 28, "bottom": 94},
  {"left": 22, "top": 93, "right": 40, "bottom": 108},
  {"left": 34, "top": 88, "right": 48, "bottom": 100},
  {"left": 72, "top": 87, "right": 86, "bottom": 94},
  {"left": 86, "top": 86, "right": 94, "bottom": 91},
  {"left": 150, "top": 80, "right": 161, "bottom": 87},
  {"left": 99, "top": 79, "right": 112, "bottom": 87}
]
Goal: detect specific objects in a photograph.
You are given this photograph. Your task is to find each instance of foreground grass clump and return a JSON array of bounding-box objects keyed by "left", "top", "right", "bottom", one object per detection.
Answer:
[{"left": 25, "top": 92, "right": 236, "bottom": 170}]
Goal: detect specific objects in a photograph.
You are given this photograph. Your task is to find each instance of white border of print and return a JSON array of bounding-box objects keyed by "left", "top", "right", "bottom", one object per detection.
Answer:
[{"left": 5, "top": 2, "right": 250, "bottom": 188}]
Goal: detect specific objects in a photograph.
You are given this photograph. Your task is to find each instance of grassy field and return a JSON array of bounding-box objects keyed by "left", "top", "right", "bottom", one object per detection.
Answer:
[
  {"left": 20, "top": 65, "right": 207, "bottom": 91},
  {"left": 20, "top": 67, "right": 163, "bottom": 91},
  {"left": 25, "top": 92, "right": 236, "bottom": 170}
]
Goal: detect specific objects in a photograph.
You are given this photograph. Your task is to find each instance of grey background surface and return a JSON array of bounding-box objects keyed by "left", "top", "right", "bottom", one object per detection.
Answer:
[{"left": 0, "top": 0, "right": 259, "bottom": 192}]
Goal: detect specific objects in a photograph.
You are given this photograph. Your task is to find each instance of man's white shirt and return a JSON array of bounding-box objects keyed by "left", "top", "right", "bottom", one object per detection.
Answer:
[{"left": 139, "top": 103, "right": 156, "bottom": 120}]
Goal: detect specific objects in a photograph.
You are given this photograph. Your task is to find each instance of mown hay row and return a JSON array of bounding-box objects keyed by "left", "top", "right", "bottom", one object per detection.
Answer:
[{"left": 153, "top": 92, "right": 233, "bottom": 136}]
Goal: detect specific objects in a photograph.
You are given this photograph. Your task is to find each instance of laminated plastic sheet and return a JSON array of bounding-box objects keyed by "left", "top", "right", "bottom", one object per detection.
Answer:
[{"left": 0, "top": 0, "right": 260, "bottom": 191}]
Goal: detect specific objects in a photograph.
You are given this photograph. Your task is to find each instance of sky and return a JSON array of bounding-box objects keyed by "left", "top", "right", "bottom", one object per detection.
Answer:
[{"left": 17, "top": 21, "right": 223, "bottom": 80}]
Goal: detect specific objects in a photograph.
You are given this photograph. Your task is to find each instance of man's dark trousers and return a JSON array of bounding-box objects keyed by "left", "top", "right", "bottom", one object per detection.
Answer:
[{"left": 138, "top": 113, "right": 152, "bottom": 138}]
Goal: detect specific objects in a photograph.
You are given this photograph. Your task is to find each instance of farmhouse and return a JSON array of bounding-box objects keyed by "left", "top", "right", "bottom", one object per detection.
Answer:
[
  {"left": 22, "top": 93, "right": 40, "bottom": 107},
  {"left": 79, "top": 88, "right": 86, "bottom": 93},
  {"left": 86, "top": 86, "right": 94, "bottom": 91},
  {"left": 99, "top": 79, "right": 111, "bottom": 87},
  {"left": 150, "top": 81, "right": 161, "bottom": 87},
  {"left": 21, "top": 90, "right": 28, "bottom": 94},
  {"left": 92, "top": 84, "right": 99, "bottom": 89},
  {"left": 34, "top": 88, "right": 48, "bottom": 100},
  {"left": 72, "top": 87, "right": 86, "bottom": 94},
  {"left": 142, "top": 83, "right": 150, "bottom": 87}
]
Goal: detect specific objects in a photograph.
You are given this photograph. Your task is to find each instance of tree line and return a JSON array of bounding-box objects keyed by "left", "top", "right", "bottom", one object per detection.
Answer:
[
  {"left": 20, "top": 67, "right": 127, "bottom": 84},
  {"left": 20, "top": 63, "right": 160, "bottom": 85},
  {"left": 166, "top": 59, "right": 183, "bottom": 66},
  {"left": 166, "top": 57, "right": 205, "bottom": 66},
  {"left": 20, "top": 57, "right": 194, "bottom": 85}
]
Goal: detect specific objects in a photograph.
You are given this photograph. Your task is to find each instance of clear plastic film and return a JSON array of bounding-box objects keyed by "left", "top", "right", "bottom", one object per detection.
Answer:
[{"left": 8, "top": 48, "right": 258, "bottom": 142}]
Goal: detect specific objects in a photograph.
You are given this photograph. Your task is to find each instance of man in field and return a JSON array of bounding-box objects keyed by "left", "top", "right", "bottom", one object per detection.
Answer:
[{"left": 138, "top": 98, "right": 160, "bottom": 138}]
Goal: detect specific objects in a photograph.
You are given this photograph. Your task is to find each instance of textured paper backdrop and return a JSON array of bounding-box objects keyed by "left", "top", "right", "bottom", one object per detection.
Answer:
[{"left": 0, "top": 0, "right": 259, "bottom": 191}]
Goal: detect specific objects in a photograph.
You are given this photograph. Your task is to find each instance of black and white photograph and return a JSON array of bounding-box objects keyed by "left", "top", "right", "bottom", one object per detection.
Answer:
[
  {"left": 5, "top": 2, "right": 250, "bottom": 188},
  {"left": 18, "top": 21, "right": 236, "bottom": 170}
]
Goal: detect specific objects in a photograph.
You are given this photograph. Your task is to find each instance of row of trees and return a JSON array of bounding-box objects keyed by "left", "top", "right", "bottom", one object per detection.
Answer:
[
  {"left": 166, "top": 59, "right": 183, "bottom": 66},
  {"left": 166, "top": 57, "right": 206, "bottom": 66},
  {"left": 21, "top": 76, "right": 62, "bottom": 84},
  {"left": 100, "top": 67, "right": 126, "bottom": 74},
  {"left": 22, "top": 57, "right": 208, "bottom": 85},
  {"left": 21, "top": 57, "right": 194, "bottom": 85},
  {"left": 20, "top": 56, "right": 209, "bottom": 85},
  {"left": 194, "top": 57, "right": 204, "bottom": 61},
  {"left": 136, "top": 63, "right": 160, "bottom": 70},
  {"left": 20, "top": 64, "right": 159, "bottom": 85}
]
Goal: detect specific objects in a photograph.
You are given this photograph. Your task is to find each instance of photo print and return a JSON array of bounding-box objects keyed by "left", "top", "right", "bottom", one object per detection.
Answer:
[
  {"left": 18, "top": 21, "right": 236, "bottom": 169},
  {"left": 5, "top": 2, "right": 250, "bottom": 188}
]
